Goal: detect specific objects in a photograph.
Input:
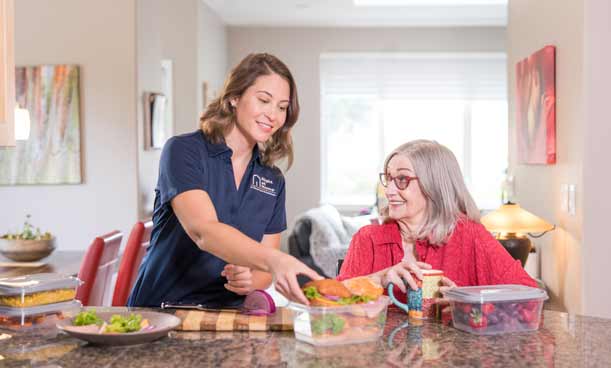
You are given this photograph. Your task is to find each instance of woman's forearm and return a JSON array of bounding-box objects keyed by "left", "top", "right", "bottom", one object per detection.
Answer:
[{"left": 190, "top": 220, "right": 276, "bottom": 272}]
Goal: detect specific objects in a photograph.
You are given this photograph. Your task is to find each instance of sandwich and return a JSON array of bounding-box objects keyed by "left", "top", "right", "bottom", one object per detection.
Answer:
[{"left": 303, "top": 277, "right": 383, "bottom": 307}]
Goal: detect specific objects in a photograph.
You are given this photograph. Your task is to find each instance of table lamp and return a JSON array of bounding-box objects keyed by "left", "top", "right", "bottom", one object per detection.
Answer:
[{"left": 481, "top": 202, "right": 554, "bottom": 267}]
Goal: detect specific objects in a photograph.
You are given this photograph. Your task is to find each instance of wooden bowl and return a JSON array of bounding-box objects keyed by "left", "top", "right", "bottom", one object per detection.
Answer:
[{"left": 0, "top": 238, "right": 56, "bottom": 262}]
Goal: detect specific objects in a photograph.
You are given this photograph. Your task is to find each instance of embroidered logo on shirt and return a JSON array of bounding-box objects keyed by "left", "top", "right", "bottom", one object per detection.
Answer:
[{"left": 250, "top": 175, "right": 276, "bottom": 196}]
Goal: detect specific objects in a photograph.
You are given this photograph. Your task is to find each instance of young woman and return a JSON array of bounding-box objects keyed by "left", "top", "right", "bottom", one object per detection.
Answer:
[
  {"left": 337, "top": 140, "right": 537, "bottom": 302},
  {"left": 128, "top": 53, "right": 321, "bottom": 308}
]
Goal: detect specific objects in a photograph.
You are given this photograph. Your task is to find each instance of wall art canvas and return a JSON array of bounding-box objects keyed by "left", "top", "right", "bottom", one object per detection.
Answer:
[
  {"left": 516, "top": 45, "right": 556, "bottom": 164},
  {"left": 0, "top": 65, "right": 82, "bottom": 184}
]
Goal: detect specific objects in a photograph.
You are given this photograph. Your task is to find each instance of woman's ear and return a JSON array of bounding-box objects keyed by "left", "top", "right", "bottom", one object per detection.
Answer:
[{"left": 230, "top": 98, "right": 237, "bottom": 108}]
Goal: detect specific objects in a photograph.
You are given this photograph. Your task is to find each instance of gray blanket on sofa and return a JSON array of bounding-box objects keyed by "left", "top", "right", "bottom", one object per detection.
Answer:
[{"left": 293, "top": 204, "right": 371, "bottom": 277}]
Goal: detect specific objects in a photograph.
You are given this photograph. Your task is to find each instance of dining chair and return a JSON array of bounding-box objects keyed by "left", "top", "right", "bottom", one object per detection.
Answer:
[
  {"left": 111, "top": 220, "right": 153, "bottom": 306},
  {"left": 75, "top": 230, "right": 123, "bottom": 306}
]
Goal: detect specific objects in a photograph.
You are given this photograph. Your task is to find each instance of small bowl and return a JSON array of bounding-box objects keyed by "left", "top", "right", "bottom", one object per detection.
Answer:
[{"left": 0, "top": 238, "right": 56, "bottom": 262}]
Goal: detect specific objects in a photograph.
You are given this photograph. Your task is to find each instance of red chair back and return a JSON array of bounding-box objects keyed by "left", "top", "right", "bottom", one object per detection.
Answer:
[
  {"left": 76, "top": 231, "right": 122, "bottom": 306},
  {"left": 112, "top": 220, "right": 153, "bottom": 306}
]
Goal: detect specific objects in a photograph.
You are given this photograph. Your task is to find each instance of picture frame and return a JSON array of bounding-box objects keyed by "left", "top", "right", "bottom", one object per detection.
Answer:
[
  {"left": 143, "top": 92, "right": 168, "bottom": 150},
  {"left": 0, "top": 65, "right": 83, "bottom": 185},
  {"left": 516, "top": 45, "right": 556, "bottom": 165}
]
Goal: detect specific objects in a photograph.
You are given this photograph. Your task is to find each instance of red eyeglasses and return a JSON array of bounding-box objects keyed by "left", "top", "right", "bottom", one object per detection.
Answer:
[{"left": 379, "top": 173, "right": 418, "bottom": 190}]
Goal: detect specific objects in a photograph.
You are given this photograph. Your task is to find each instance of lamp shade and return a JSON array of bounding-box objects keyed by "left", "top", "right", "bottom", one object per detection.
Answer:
[{"left": 481, "top": 203, "right": 554, "bottom": 234}]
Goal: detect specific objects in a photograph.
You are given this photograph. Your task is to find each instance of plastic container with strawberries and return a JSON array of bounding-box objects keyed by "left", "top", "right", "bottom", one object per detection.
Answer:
[{"left": 444, "top": 284, "right": 548, "bottom": 335}]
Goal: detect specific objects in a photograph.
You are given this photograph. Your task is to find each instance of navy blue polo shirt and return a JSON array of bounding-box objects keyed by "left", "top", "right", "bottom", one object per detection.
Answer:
[{"left": 127, "top": 130, "right": 287, "bottom": 308}]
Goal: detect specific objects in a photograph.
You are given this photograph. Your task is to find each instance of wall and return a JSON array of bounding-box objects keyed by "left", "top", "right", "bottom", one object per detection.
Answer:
[
  {"left": 582, "top": 0, "right": 611, "bottom": 318},
  {"left": 507, "top": 0, "right": 584, "bottom": 314},
  {"left": 0, "top": 0, "right": 138, "bottom": 250},
  {"left": 137, "top": 0, "right": 227, "bottom": 217},
  {"left": 197, "top": 1, "right": 228, "bottom": 119},
  {"left": 227, "top": 26, "right": 506, "bottom": 241}
]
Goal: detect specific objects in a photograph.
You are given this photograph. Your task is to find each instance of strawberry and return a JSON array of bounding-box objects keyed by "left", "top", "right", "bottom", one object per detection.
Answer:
[
  {"left": 519, "top": 308, "right": 536, "bottom": 324},
  {"left": 480, "top": 303, "right": 495, "bottom": 315},
  {"left": 469, "top": 310, "right": 488, "bottom": 329},
  {"left": 458, "top": 303, "right": 472, "bottom": 314},
  {"left": 522, "top": 300, "right": 539, "bottom": 311}
]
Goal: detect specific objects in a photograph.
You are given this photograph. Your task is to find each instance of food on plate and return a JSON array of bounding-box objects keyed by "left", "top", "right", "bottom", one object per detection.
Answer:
[
  {"left": 69, "top": 310, "right": 152, "bottom": 334},
  {"left": 302, "top": 278, "right": 382, "bottom": 307},
  {"left": 104, "top": 314, "right": 149, "bottom": 333},
  {"left": 0, "top": 288, "right": 76, "bottom": 307},
  {"left": 73, "top": 310, "right": 104, "bottom": 326}
]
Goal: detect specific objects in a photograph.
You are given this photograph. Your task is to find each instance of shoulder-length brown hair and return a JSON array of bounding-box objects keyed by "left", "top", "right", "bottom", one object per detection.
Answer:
[{"left": 200, "top": 53, "right": 299, "bottom": 169}]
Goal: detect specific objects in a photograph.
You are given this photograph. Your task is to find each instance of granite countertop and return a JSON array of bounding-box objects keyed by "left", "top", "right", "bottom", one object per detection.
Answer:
[{"left": 0, "top": 309, "right": 609, "bottom": 367}]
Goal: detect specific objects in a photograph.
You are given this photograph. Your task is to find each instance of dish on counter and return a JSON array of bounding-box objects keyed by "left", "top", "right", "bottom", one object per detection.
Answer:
[
  {"left": 0, "top": 288, "right": 76, "bottom": 308},
  {"left": 0, "top": 273, "right": 80, "bottom": 307},
  {"left": 444, "top": 284, "right": 548, "bottom": 335},
  {"left": 0, "top": 300, "right": 81, "bottom": 331},
  {"left": 57, "top": 309, "right": 181, "bottom": 345},
  {"left": 289, "top": 277, "right": 389, "bottom": 346}
]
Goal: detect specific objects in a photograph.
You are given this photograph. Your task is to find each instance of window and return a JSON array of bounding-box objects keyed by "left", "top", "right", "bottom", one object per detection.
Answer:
[{"left": 321, "top": 53, "right": 508, "bottom": 210}]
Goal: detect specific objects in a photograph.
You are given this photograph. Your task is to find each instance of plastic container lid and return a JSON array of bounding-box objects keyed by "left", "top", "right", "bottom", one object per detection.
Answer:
[
  {"left": 0, "top": 300, "right": 82, "bottom": 317},
  {"left": 0, "top": 273, "right": 80, "bottom": 296},
  {"left": 444, "top": 284, "right": 548, "bottom": 304}
]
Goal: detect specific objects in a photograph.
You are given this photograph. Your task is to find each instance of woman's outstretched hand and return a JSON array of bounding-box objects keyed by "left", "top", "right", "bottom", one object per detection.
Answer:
[{"left": 267, "top": 251, "right": 322, "bottom": 305}]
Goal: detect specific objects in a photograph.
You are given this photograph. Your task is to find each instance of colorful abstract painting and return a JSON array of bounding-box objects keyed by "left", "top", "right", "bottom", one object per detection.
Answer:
[
  {"left": 0, "top": 65, "right": 81, "bottom": 184},
  {"left": 516, "top": 45, "right": 556, "bottom": 164}
]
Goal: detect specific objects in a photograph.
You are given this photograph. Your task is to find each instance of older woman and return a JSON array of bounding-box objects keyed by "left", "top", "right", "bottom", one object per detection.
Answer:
[{"left": 337, "top": 140, "right": 537, "bottom": 302}]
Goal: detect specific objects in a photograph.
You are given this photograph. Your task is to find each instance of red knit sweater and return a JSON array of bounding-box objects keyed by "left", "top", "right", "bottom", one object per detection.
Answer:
[{"left": 337, "top": 219, "right": 537, "bottom": 301}]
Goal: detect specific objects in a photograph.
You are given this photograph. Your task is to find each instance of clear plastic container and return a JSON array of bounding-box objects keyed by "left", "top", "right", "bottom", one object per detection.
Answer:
[
  {"left": 0, "top": 273, "right": 80, "bottom": 307},
  {"left": 288, "top": 296, "right": 390, "bottom": 346},
  {"left": 444, "top": 284, "right": 548, "bottom": 335},
  {"left": 0, "top": 300, "right": 82, "bottom": 331}
]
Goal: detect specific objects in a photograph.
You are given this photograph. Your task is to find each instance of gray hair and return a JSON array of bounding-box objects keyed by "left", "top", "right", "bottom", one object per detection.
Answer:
[{"left": 382, "top": 140, "right": 480, "bottom": 244}]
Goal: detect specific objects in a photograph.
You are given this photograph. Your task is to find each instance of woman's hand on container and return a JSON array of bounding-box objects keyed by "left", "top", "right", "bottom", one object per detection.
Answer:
[
  {"left": 382, "top": 261, "right": 432, "bottom": 293},
  {"left": 267, "top": 252, "right": 322, "bottom": 305},
  {"left": 439, "top": 276, "right": 457, "bottom": 294}
]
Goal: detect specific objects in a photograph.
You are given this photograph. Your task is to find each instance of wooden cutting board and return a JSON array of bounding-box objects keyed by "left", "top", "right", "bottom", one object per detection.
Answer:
[{"left": 171, "top": 307, "right": 293, "bottom": 331}]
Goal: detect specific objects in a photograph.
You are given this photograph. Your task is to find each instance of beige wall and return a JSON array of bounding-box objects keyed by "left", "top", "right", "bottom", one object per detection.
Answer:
[
  {"left": 197, "top": 1, "right": 228, "bottom": 118},
  {"left": 137, "top": 0, "right": 227, "bottom": 217},
  {"left": 0, "top": 0, "right": 138, "bottom": 250},
  {"left": 227, "top": 26, "right": 506, "bottom": 237},
  {"left": 582, "top": 0, "right": 611, "bottom": 318},
  {"left": 508, "top": 0, "right": 584, "bottom": 313}
]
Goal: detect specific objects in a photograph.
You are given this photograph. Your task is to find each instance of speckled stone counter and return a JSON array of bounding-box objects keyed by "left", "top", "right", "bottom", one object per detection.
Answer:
[{"left": 0, "top": 309, "right": 609, "bottom": 367}]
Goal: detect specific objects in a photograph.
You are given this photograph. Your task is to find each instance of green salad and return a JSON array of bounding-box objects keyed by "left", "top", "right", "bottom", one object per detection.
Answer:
[
  {"left": 72, "top": 310, "right": 149, "bottom": 333},
  {"left": 105, "top": 314, "right": 143, "bottom": 333},
  {"left": 73, "top": 310, "right": 103, "bottom": 326}
]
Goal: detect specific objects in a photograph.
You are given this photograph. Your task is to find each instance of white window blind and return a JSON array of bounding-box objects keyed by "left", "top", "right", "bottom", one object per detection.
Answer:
[
  {"left": 320, "top": 53, "right": 508, "bottom": 210},
  {"left": 321, "top": 53, "right": 507, "bottom": 100}
]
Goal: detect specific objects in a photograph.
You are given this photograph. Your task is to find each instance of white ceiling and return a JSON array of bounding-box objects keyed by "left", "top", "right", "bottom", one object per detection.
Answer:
[{"left": 201, "top": 0, "right": 507, "bottom": 28}]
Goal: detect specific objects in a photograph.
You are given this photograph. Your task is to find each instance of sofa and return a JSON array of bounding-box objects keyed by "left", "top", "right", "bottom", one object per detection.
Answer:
[{"left": 288, "top": 204, "right": 375, "bottom": 285}]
